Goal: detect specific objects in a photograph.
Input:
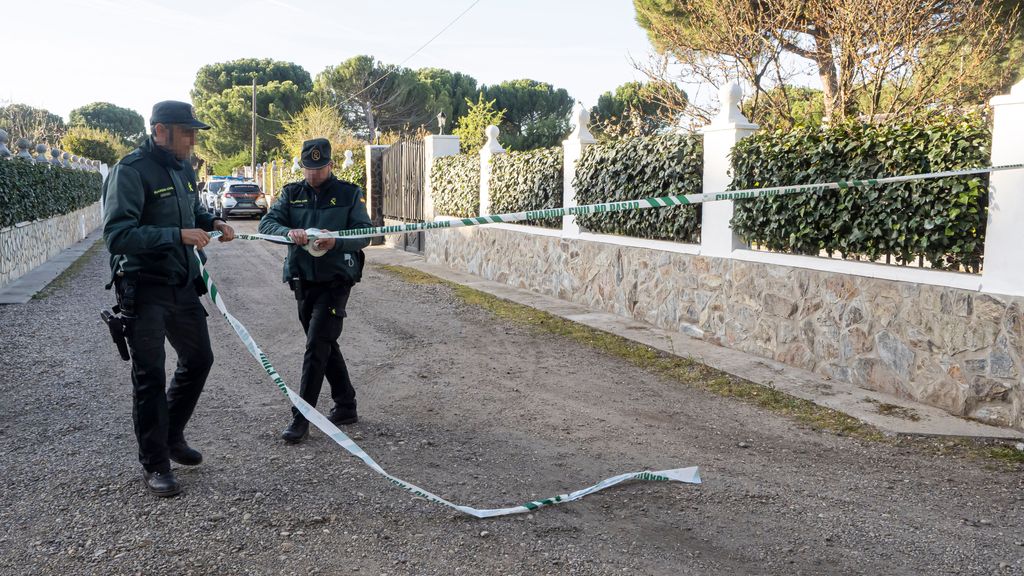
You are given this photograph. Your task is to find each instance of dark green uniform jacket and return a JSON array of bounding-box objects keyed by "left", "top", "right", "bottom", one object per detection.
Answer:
[
  {"left": 258, "top": 175, "right": 372, "bottom": 284},
  {"left": 102, "top": 138, "right": 219, "bottom": 285}
]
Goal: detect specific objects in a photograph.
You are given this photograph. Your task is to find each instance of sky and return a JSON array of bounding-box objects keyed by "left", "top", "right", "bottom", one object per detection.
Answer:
[{"left": 1, "top": 0, "right": 660, "bottom": 124}]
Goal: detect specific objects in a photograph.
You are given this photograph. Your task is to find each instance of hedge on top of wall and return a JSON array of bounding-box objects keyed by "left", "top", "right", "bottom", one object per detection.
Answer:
[
  {"left": 730, "top": 115, "right": 991, "bottom": 271},
  {"left": 573, "top": 134, "right": 703, "bottom": 243},
  {"left": 0, "top": 161, "right": 102, "bottom": 228},
  {"left": 489, "top": 146, "right": 563, "bottom": 228},
  {"left": 431, "top": 154, "right": 480, "bottom": 218}
]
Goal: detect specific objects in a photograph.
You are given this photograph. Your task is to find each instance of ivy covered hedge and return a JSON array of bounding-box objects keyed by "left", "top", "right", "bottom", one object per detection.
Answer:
[
  {"left": 489, "top": 147, "right": 563, "bottom": 228},
  {"left": 730, "top": 116, "right": 991, "bottom": 271},
  {"left": 0, "top": 161, "right": 102, "bottom": 228},
  {"left": 431, "top": 154, "right": 480, "bottom": 218},
  {"left": 574, "top": 134, "right": 703, "bottom": 243}
]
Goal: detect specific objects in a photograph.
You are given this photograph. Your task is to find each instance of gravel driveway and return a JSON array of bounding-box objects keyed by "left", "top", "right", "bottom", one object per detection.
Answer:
[{"left": 1, "top": 221, "right": 1022, "bottom": 576}]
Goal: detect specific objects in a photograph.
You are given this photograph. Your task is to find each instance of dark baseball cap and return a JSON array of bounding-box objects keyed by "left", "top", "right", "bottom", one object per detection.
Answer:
[
  {"left": 300, "top": 138, "right": 332, "bottom": 169},
  {"left": 150, "top": 100, "right": 210, "bottom": 130}
]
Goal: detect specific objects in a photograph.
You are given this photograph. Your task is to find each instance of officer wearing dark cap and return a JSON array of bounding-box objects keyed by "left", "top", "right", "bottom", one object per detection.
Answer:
[
  {"left": 259, "top": 138, "right": 372, "bottom": 443},
  {"left": 103, "top": 100, "right": 235, "bottom": 497}
]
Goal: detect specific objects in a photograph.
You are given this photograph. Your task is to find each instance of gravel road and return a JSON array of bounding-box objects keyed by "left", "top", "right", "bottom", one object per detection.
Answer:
[{"left": 1, "top": 220, "right": 1022, "bottom": 575}]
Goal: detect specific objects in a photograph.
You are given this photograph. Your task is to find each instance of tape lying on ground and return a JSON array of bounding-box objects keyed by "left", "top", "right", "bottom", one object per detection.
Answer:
[
  {"left": 202, "top": 164, "right": 1018, "bottom": 514},
  {"left": 238, "top": 163, "right": 1024, "bottom": 244},
  {"left": 195, "top": 245, "right": 701, "bottom": 518}
]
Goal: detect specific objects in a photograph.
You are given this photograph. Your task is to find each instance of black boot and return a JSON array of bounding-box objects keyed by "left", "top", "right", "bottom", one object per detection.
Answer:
[
  {"left": 143, "top": 469, "right": 181, "bottom": 497},
  {"left": 281, "top": 417, "right": 309, "bottom": 443},
  {"left": 169, "top": 441, "right": 203, "bottom": 466},
  {"left": 328, "top": 406, "right": 358, "bottom": 426}
]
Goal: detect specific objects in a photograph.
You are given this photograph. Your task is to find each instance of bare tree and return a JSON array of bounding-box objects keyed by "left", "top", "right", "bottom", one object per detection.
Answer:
[{"left": 635, "top": 0, "right": 1022, "bottom": 126}]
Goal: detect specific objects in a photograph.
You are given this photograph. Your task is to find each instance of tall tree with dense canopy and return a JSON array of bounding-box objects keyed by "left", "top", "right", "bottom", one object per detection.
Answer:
[
  {"left": 195, "top": 81, "right": 305, "bottom": 167},
  {"left": 191, "top": 59, "right": 312, "bottom": 167},
  {"left": 480, "top": 79, "right": 574, "bottom": 150},
  {"left": 69, "top": 102, "right": 145, "bottom": 146},
  {"left": 418, "top": 68, "right": 479, "bottom": 134},
  {"left": 191, "top": 58, "right": 312, "bottom": 106},
  {"left": 314, "top": 55, "right": 431, "bottom": 139},
  {"left": 590, "top": 81, "right": 686, "bottom": 139}
]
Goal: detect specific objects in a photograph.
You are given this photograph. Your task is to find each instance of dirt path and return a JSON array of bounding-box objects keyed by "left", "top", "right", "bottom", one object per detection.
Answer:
[{"left": 1, "top": 220, "right": 1022, "bottom": 576}]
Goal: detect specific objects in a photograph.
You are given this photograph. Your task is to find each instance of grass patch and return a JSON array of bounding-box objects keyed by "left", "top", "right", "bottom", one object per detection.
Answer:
[
  {"left": 863, "top": 397, "right": 922, "bottom": 421},
  {"left": 33, "top": 238, "right": 103, "bottom": 299}
]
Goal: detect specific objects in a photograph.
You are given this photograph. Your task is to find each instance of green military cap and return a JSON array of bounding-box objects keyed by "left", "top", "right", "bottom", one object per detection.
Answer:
[
  {"left": 150, "top": 100, "right": 210, "bottom": 129},
  {"left": 300, "top": 138, "right": 332, "bottom": 169}
]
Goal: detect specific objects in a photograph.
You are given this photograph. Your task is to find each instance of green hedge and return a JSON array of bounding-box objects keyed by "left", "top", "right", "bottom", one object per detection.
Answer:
[
  {"left": 574, "top": 134, "right": 703, "bottom": 243},
  {"left": 0, "top": 160, "right": 102, "bottom": 228},
  {"left": 730, "top": 116, "right": 991, "bottom": 271},
  {"left": 489, "top": 147, "right": 563, "bottom": 228},
  {"left": 431, "top": 154, "right": 480, "bottom": 218}
]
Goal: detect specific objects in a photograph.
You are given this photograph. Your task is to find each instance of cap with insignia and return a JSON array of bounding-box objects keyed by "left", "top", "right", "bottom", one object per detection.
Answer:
[
  {"left": 150, "top": 100, "right": 210, "bottom": 130},
  {"left": 300, "top": 138, "right": 332, "bottom": 169}
]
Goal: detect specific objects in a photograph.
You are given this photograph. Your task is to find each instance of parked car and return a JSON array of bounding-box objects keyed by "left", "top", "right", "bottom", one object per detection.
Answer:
[
  {"left": 217, "top": 182, "right": 268, "bottom": 218},
  {"left": 203, "top": 180, "right": 226, "bottom": 212}
]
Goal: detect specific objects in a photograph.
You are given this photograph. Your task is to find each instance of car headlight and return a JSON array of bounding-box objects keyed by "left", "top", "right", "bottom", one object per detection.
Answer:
[
  {"left": 255, "top": 197, "right": 266, "bottom": 207},
  {"left": 223, "top": 197, "right": 237, "bottom": 208}
]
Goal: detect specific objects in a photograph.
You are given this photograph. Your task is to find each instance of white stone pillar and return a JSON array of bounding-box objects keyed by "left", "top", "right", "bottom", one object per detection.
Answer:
[
  {"left": 982, "top": 79, "right": 1024, "bottom": 297},
  {"left": 479, "top": 125, "right": 505, "bottom": 216},
  {"left": 423, "top": 135, "right": 460, "bottom": 221},
  {"left": 700, "top": 83, "right": 759, "bottom": 257},
  {"left": 562, "top": 103, "right": 597, "bottom": 237}
]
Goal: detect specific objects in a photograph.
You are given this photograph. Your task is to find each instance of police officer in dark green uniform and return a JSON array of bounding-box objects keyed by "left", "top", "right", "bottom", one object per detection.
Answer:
[
  {"left": 259, "top": 138, "right": 372, "bottom": 443},
  {"left": 103, "top": 100, "right": 235, "bottom": 497}
]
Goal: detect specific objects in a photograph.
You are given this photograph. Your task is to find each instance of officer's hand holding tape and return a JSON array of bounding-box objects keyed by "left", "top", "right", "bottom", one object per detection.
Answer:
[
  {"left": 287, "top": 228, "right": 309, "bottom": 245},
  {"left": 213, "top": 220, "right": 236, "bottom": 242},
  {"left": 181, "top": 228, "right": 212, "bottom": 248},
  {"left": 313, "top": 230, "right": 335, "bottom": 251}
]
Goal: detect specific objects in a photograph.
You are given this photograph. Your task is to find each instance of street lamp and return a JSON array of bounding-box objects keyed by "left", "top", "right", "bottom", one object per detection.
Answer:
[{"left": 437, "top": 111, "right": 447, "bottom": 135}]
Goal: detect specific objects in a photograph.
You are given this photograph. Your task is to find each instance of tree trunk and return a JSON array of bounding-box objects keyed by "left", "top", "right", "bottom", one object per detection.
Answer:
[
  {"left": 363, "top": 103, "right": 376, "bottom": 142},
  {"left": 809, "top": 31, "right": 842, "bottom": 120}
]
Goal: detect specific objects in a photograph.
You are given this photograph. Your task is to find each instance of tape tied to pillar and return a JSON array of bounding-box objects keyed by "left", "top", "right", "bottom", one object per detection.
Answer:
[
  {"left": 237, "top": 163, "right": 1024, "bottom": 245},
  {"left": 195, "top": 245, "right": 701, "bottom": 518}
]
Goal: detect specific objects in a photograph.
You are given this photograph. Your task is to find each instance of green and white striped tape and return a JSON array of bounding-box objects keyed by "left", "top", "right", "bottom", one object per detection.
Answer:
[
  {"left": 238, "top": 163, "right": 1023, "bottom": 245},
  {"left": 199, "top": 163, "right": 1020, "bottom": 516},
  {"left": 195, "top": 245, "right": 700, "bottom": 518}
]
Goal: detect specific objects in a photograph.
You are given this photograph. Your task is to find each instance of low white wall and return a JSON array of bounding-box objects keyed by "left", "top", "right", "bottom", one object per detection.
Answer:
[{"left": 0, "top": 202, "right": 102, "bottom": 288}]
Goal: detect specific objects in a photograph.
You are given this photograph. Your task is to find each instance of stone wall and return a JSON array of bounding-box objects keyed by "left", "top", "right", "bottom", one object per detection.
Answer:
[
  {"left": 0, "top": 202, "right": 102, "bottom": 288},
  {"left": 425, "top": 225, "right": 1024, "bottom": 430}
]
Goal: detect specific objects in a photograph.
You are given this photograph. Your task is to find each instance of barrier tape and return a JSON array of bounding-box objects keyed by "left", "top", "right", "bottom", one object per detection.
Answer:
[
  {"left": 196, "top": 163, "right": 1019, "bottom": 515},
  {"left": 237, "top": 163, "right": 1024, "bottom": 244},
  {"left": 195, "top": 243, "right": 701, "bottom": 518}
]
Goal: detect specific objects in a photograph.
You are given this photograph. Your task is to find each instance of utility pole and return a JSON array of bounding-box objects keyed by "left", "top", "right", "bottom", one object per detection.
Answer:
[{"left": 251, "top": 76, "right": 256, "bottom": 180}]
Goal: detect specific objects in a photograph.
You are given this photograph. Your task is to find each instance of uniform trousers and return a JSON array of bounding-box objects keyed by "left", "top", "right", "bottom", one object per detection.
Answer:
[
  {"left": 122, "top": 281, "right": 213, "bottom": 473},
  {"left": 293, "top": 280, "right": 355, "bottom": 420}
]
